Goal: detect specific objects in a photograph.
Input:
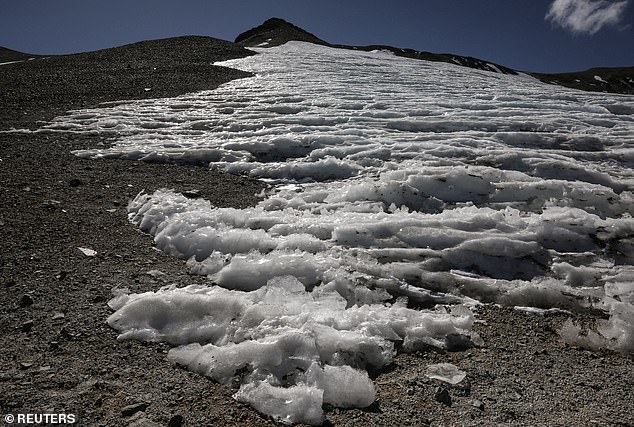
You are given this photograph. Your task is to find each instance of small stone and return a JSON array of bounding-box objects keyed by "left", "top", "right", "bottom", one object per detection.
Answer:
[
  {"left": 471, "top": 399, "right": 485, "bottom": 410},
  {"left": 55, "top": 271, "right": 68, "bottom": 281},
  {"left": 121, "top": 402, "right": 149, "bottom": 417},
  {"left": 182, "top": 189, "right": 201, "bottom": 199},
  {"left": 507, "top": 391, "right": 522, "bottom": 401},
  {"left": 42, "top": 199, "right": 61, "bottom": 209},
  {"left": 19, "top": 362, "right": 33, "bottom": 370},
  {"left": 168, "top": 414, "right": 184, "bottom": 427},
  {"left": 21, "top": 320, "right": 34, "bottom": 332},
  {"left": 20, "top": 294, "right": 34, "bottom": 307},
  {"left": 52, "top": 312, "right": 65, "bottom": 320},
  {"left": 434, "top": 387, "right": 452, "bottom": 406},
  {"left": 445, "top": 333, "right": 474, "bottom": 351}
]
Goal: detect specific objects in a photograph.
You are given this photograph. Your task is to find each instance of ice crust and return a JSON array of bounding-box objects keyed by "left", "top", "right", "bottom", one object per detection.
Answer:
[{"left": 52, "top": 42, "right": 634, "bottom": 422}]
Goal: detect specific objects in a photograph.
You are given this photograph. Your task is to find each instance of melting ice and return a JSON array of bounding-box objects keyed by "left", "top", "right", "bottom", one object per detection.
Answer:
[{"left": 46, "top": 42, "right": 634, "bottom": 423}]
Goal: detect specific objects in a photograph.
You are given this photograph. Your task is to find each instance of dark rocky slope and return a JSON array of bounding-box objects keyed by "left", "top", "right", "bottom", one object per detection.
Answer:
[
  {"left": 0, "top": 36, "right": 255, "bottom": 130},
  {"left": 0, "top": 46, "right": 38, "bottom": 62},
  {"left": 533, "top": 66, "right": 634, "bottom": 96}
]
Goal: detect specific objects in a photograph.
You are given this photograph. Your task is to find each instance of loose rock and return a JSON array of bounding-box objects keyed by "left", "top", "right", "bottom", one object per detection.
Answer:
[
  {"left": 21, "top": 320, "right": 34, "bottom": 332},
  {"left": 121, "top": 402, "right": 149, "bottom": 417},
  {"left": 182, "top": 189, "right": 201, "bottom": 199},
  {"left": 472, "top": 399, "right": 485, "bottom": 410},
  {"left": 434, "top": 387, "right": 452, "bottom": 406},
  {"left": 167, "top": 414, "right": 184, "bottom": 427},
  {"left": 20, "top": 294, "right": 34, "bottom": 307}
]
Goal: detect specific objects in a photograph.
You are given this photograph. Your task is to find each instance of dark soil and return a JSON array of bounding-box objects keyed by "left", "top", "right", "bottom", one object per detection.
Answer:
[{"left": 1, "top": 36, "right": 633, "bottom": 427}]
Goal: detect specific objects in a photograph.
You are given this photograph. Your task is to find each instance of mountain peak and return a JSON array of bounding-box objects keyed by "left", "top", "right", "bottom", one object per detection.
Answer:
[{"left": 235, "top": 17, "right": 328, "bottom": 47}]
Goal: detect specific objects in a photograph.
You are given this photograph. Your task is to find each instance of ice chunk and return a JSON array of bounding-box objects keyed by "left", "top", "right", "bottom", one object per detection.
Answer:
[
  {"left": 107, "top": 286, "right": 248, "bottom": 345},
  {"left": 303, "top": 363, "right": 375, "bottom": 408},
  {"left": 560, "top": 301, "right": 634, "bottom": 353},
  {"left": 234, "top": 382, "right": 324, "bottom": 425},
  {"left": 210, "top": 251, "right": 332, "bottom": 290},
  {"left": 425, "top": 363, "right": 467, "bottom": 385}
]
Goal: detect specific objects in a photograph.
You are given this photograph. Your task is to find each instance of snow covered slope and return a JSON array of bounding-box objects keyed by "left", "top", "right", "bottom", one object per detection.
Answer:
[
  {"left": 46, "top": 41, "right": 634, "bottom": 423},
  {"left": 232, "top": 17, "right": 634, "bottom": 94}
]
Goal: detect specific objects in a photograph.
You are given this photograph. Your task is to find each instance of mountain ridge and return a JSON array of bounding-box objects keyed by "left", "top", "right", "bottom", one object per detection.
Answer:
[
  {"left": 235, "top": 17, "right": 634, "bottom": 95},
  {"left": 2, "top": 18, "right": 633, "bottom": 95},
  {"left": 235, "top": 18, "right": 517, "bottom": 76}
]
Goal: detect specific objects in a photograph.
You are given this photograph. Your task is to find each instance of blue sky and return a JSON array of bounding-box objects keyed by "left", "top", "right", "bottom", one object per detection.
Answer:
[{"left": 1, "top": 0, "right": 632, "bottom": 73}]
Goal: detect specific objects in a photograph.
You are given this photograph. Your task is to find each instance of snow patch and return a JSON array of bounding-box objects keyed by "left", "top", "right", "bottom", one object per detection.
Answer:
[
  {"left": 594, "top": 75, "right": 608, "bottom": 84},
  {"left": 78, "top": 247, "right": 97, "bottom": 257}
]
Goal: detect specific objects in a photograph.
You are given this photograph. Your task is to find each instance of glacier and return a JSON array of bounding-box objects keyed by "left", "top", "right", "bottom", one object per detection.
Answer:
[{"left": 43, "top": 42, "right": 634, "bottom": 423}]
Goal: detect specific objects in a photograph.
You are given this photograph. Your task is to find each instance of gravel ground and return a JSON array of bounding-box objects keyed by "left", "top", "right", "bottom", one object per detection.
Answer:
[{"left": 1, "top": 36, "right": 633, "bottom": 427}]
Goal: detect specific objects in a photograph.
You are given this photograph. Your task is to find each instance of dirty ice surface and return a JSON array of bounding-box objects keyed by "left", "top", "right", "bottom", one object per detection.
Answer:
[{"left": 46, "top": 42, "right": 634, "bottom": 422}]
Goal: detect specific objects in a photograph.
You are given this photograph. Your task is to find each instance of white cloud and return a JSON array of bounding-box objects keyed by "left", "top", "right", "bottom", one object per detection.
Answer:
[{"left": 546, "top": 0, "right": 629, "bottom": 35}]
